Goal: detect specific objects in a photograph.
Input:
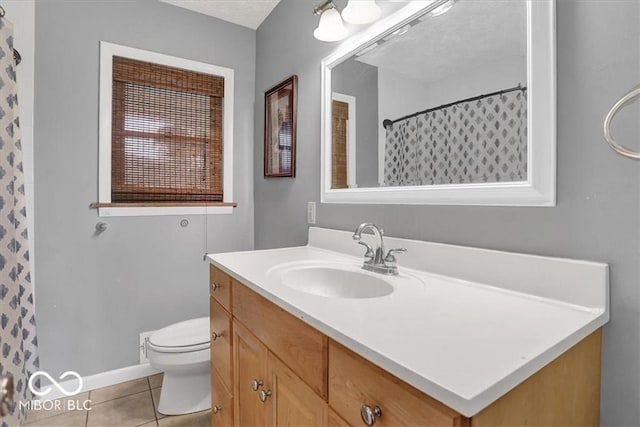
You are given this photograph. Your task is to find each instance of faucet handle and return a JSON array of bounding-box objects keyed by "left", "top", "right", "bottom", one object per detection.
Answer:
[
  {"left": 357, "top": 241, "right": 375, "bottom": 260},
  {"left": 384, "top": 248, "right": 407, "bottom": 264}
]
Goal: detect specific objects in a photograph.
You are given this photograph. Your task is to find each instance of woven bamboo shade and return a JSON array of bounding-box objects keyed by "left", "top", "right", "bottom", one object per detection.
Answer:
[
  {"left": 331, "top": 100, "right": 348, "bottom": 189},
  {"left": 111, "top": 56, "right": 224, "bottom": 203}
]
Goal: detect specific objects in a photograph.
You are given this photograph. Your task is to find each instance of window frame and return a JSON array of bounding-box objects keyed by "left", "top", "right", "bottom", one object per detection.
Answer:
[{"left": 98, "top": 41, "right": 235, "bottom": 217}]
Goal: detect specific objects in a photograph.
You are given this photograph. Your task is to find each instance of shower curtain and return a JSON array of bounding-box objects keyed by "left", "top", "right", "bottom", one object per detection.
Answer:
[
  {"left": 384, "top": 89, "right": 527, "bottom": 186},
  {"left": 0, "top": 17, "right": 38, "bottom": 427}
]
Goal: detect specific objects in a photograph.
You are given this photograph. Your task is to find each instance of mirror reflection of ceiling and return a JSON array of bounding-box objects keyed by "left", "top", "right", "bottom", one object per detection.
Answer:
[{"left": 356, "top": 0, "right": 526, "bottom": 84}]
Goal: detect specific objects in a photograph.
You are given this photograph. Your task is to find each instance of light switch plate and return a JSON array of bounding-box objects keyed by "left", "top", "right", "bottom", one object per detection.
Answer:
[{"left": 307, "top": 202, "right": 316, "bottom": 225}]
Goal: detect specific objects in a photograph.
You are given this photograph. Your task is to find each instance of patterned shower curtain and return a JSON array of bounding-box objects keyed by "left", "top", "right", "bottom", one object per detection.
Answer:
[
  {"left": 0, "top": 17, "right": 38, "bottom": 427},
  {"left": 384, "top": 89, "right": 527, "bottom": 186}
]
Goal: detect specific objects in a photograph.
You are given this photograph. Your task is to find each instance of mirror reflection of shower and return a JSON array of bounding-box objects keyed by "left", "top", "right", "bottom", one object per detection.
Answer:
[{"left": 330, "top": 0, "right": 527, "bottom": 189}]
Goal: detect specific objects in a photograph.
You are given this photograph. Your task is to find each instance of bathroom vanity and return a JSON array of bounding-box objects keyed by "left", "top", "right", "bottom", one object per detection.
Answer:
[{"left": 206, "top": 227, "right": 608, "bottom": 426}]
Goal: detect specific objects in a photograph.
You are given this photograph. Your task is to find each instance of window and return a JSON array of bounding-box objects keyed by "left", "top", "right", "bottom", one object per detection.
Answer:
[
  {"left": 96, "top": 42, "right": 235, "bottom": 216},
  {"left": 111, "top": 56, "right": 224, "bottom": 203}
]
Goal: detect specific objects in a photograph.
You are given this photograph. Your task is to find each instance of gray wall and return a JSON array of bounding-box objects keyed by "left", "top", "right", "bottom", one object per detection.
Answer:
[
  {"left": 332, "top": 59, "right": 379, "bottom": 187},
  {"left": 34, "top": 0, "right": 255, "bottom": 377},
  {"left": 254, "top": 1, "right": 640, "bottom": 425}
]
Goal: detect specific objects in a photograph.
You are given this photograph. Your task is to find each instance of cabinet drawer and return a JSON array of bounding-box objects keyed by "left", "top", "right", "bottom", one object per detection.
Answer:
[
  {"left": 329, "top": 341, "right": 468, "bottom": 427},
  {"left": 210, "top": 297, "right": 233, "bottom": 391},
  {"left": 233, "top": 282, "right": 328, "bottom": 399},
  {"left": 210, "top": 367, "right": 233, "bottom": 427},
  {"left": 210, "top": 265, "right": 232, "bottom": 313}
]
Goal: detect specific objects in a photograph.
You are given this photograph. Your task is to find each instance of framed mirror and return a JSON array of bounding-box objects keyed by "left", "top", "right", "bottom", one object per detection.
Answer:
[{"left": 320, "top": 0, "right": 556, "bottom": 206}]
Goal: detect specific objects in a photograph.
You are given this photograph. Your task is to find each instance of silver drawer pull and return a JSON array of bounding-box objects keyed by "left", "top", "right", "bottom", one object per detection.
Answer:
[
  {"left": 210, "top": 282, "right": 220, "bottom": 292},
  {"left": 360, "top": 404, "right": 382, "bottom": 426},
  {"left": 259, "top": 389, "right": 272, "bottom": 402},
  {"left": 251, "top": 379, "right": 263, "bottom": 391},
  {"left": 211, "top": 331, "right": 220, "bottom": 341},
  {"left": 212, "top": 405, "right": 222, "bottom": 414}
]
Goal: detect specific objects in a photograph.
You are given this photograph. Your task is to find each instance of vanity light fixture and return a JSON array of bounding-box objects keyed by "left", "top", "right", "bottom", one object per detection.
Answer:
[
  {"left": 428, "top": 0, "right": 456, "bottom": 17},
  {"left": 342, "top": 0, "right": 382, "bottom": 25},
  {"left": 313, "top": 0, "right": 348, "bottom": 42}
]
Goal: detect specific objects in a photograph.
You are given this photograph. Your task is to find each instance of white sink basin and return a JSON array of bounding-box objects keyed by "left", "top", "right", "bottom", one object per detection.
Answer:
[{"left": 277, "top": 266, "right": 394, "bottom": 299}]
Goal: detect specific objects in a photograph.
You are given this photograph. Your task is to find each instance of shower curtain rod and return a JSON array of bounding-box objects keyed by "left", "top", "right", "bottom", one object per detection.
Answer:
[
  {"left": 382, "top": 84, "right": 526, "bottom": 129},
  {"left": 0, "top": 5, "right": 21, "bottom": 66}
]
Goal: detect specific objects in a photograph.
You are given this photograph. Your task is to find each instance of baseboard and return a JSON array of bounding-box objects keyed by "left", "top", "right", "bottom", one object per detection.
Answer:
[{"left": 41, "top": 363, "right": 161, "bottom": 401}]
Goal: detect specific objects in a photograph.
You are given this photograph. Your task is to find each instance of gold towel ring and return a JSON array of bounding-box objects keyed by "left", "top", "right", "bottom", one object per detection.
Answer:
[{"left": 603, "top": 85, "right": 640, "bottom": 159}]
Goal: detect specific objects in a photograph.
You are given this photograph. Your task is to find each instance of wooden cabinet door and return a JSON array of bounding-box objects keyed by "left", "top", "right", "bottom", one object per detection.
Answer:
[
  {"left": 210, "top": 297, "right": 233, "bottom": 390},
  {"left": 210, "top": 367, "right": 233, "bottom": 427},
  {"left": 265, "top": 351, "right": 328, "bottom": 427},
  {"left": 233, "top": 321, "right": 268, "bottom": 427}
]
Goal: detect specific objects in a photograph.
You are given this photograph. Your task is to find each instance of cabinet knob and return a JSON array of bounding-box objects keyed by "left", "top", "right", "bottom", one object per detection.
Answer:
[
  {"left": 360, "top": 405, "right": 382, "bottom": 426},
  {"left": 251, "top": 379, "right": 263, "bottom": 391},
  {"left": 211, "top": 331, "right": 220, "bottom": 341},
  {"left": 258, "top": 389, "right": 272, "bottom": 402},
  {"left": 212, "top": 405, "right": 222, "bottom": 414},
  {"left": 210, "top": 282, "right": 220, "bottom": 292}
]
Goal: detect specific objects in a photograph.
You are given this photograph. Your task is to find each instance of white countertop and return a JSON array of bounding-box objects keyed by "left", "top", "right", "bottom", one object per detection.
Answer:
[{"left": 207, "top": 227, "right": 609, "bottom": 417}]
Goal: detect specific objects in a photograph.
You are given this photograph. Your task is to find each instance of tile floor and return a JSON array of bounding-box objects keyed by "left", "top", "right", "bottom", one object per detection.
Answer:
[{"left": 24, "top": 373, "right": 210, "bottom": 427}]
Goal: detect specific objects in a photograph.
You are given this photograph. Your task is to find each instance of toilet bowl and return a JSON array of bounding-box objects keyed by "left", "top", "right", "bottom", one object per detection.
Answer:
[{"left": 147, "top": 317, "right": 211, "bottom": 415}]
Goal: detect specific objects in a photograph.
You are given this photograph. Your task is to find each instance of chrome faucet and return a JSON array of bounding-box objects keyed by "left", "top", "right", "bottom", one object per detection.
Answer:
[{"left": 352, "top": 223, "right": 406, "bottom": 275}]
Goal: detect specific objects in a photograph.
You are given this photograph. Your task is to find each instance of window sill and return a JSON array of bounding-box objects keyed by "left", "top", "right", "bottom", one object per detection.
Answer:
[{"left": 90, "top": 202, "right": 237, "bottom": 217}]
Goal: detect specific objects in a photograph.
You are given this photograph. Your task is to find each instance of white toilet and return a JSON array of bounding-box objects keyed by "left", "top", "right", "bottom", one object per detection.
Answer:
[{"left": 147, "top": 317, "right": 211, "bottom": 415}]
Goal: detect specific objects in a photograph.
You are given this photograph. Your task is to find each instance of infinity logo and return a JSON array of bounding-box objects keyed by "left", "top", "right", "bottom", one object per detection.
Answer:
[{"left": 28, "top": 371, "right": 83, "bottom": 397}]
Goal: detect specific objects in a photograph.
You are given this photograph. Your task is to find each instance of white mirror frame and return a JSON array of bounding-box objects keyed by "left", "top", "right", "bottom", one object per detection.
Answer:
[{"left": 320, "top": 0, "right": 556, "bottom": 206}]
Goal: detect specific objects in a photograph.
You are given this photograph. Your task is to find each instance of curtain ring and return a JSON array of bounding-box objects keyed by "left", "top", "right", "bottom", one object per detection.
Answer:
[{"left": 0, "top": 6, "right": 5, "bottom": 18}]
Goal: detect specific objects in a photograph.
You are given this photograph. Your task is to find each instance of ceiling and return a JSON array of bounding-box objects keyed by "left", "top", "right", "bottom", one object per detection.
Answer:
[
  {"left": 357, "top": 0, "right": 527, "bottom": 84},
  {"left": 159, "top": 0, "right": 281, "bottom": 30}
]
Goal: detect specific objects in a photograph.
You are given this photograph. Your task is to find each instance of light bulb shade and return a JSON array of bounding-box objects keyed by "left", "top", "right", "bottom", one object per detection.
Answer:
[
  {"left": 314, "top": 8, "right": 348, "bottom": 42},
  {"left": 341, "top": 0, "right": 382, "bottom": 25}
]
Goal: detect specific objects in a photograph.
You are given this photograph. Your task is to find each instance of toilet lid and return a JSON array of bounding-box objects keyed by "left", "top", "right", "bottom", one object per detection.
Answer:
[{"left": 149, "top": 317, "right": 210, "bottom": 349}]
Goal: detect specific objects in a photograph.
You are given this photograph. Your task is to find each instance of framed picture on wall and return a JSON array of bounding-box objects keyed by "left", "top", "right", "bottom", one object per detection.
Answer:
[{"left": 264, "top": 75, "right": 297, "bottom": 177}]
